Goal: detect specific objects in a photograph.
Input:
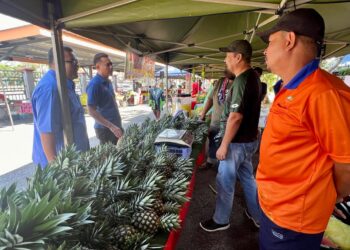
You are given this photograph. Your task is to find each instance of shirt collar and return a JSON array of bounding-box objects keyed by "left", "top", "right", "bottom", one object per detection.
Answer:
[
  {"left": 284, "top": 59, "right": 320, "bottom": 90},
  {"left": 96, "top": 73, "right": 110, "bottom": 84}
]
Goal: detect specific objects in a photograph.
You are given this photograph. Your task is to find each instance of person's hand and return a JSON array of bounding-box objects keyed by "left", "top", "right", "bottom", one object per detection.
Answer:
[
  {"left": 216, "top": 144, "right": 228, "bottom": 161},
  {"left": 109, "top": 125, "right": 123, "bottom": 138},
  {"left": 333, "top": 205, "right": 347, "bottom": 219},
  {"left": 336, "top": 196, "right": 344, "bottom": 203}
]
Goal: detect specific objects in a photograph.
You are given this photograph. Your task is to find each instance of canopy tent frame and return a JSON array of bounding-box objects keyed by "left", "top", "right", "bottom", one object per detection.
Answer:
[
  {"left": 324, "top": 43, "right": 350, "bottom": 58},
  {"left": 57, "top": 0, "right": 139, "bottom": 25},
  {"left": 2, "top": 0, "right": 350, "bottom": 144},
  {"left": 48, "top": 1, "right": 74, "bottom": 145},
  {"left": 0, "top": 46, "right": 17, "bottom": 61}
]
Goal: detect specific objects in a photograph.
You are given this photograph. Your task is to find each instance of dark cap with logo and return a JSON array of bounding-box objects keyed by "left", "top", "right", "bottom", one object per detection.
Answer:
[
  {"left": 257, "top": 8, "right": 325, "bottom": 44},
  {"left": 219, "top": 39, "right": 253, "bottom": 62}
]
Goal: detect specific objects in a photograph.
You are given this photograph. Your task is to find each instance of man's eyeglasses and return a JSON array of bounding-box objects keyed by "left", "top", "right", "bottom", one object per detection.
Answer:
[
  {"left": 104, "top": 62, "right": 113, "bottom": 67},
  {"left": 65, "top": 59, "right": 79, "bottom": 65}
]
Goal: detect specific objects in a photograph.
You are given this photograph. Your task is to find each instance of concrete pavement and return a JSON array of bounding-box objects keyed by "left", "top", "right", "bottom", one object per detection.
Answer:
[{"left": 0, "top": 104, "right": 154, "bottom": 189}]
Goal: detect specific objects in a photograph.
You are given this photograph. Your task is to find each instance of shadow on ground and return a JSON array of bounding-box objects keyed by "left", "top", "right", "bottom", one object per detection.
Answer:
[{"left": 175, "top": 154, "right": 260, "bottom": 250}]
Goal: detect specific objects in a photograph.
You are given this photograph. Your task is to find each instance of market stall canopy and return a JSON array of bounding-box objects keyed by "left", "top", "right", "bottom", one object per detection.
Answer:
[
  {"left": 1, "top": 0, "right": 350, "bottom": 77},
  {"left": 155, "top": 66, "right": 188, "bottom": 79},
  {"left": 0, "top": 25, "right": 127, "bottom": 69}
]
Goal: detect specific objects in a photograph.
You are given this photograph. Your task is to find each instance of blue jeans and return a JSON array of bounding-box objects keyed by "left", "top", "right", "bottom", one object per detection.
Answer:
[
  {"left": 213, "top": 140, "right": 260, "bottom": 224},
  {"left": 259, "top": 210, "right": 324, "bottom": 250}
]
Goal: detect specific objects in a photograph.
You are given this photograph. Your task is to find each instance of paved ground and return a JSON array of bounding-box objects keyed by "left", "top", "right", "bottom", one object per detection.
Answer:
[
  {"left": 176, "top": 154, "right": 260, "bottom": 250},
  {"left": 0, "top": 104, "right": 154, "bottom": 190}
]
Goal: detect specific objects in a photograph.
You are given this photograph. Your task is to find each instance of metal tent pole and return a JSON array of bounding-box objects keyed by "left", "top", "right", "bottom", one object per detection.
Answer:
[
  {"left": 48, "top": 2, "right": 74, "bottom": 145},
  {"left": 0, "top": 80, "right": 14, "bottom": 130},
  {"left": 165, "top": 61, "right": 169, "bottom": 114}
]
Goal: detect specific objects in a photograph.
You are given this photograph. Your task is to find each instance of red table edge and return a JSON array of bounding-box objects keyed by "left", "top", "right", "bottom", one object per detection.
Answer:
[{"left": 164, "top": 144, "right": 206, "bottom": 250}]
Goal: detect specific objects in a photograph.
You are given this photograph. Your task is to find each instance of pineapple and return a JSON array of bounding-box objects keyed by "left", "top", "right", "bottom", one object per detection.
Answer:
[
  {"left": 131, "top": 210, "right": 160, "bottom": 234},
  {"left": 115, "top": 224, "right": 139, "bottom": 249},
  {"left": 160, "top": 213, "right": 181, "bottom": 232},
  {"left": 152, "top": 198, "right": 165, "bottom": 216}
]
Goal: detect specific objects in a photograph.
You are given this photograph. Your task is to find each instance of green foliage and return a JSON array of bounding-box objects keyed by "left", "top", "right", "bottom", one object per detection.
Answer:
[
  {"left": 261, "top": 73, "right": 279, "bottom": 91},
  {"left": 336, "top": 67, "right": 350, "bottom": 76}
]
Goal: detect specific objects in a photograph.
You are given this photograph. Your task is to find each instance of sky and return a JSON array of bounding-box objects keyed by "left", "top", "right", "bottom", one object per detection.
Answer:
[{"left": 0, "top": 13, "right": 28, "bottom": 31}]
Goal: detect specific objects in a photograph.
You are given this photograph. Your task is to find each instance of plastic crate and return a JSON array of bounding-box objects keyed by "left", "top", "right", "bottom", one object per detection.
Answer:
[{"left": 155, "top": 144, "right": 192, "bottom": 159}]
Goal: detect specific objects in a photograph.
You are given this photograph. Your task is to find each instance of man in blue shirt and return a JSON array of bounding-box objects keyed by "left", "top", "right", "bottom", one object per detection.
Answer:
[
  {"left": 32, "top": 47, "right": 90, "bottom": 169},
  {"left": 86, "top": 53, "right": 123, "bottom": 144}
]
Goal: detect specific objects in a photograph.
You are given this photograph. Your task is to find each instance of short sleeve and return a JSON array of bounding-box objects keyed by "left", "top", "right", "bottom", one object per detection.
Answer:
[
  {"left": 35, "top": 87, "right": 60, "bottom": 133},
  {"left": 229, "top": 77, "right": 246, "bottom": 113},
  {"left": 307, "top": 90, "right": 350, "bottom": 162},
  {"left": 86, "top": 82, "right": 99, "bottom": 106}
]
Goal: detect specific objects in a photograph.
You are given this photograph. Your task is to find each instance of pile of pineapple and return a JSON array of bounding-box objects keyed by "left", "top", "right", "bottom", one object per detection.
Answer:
[{"left": 0, "top": 115, "right": 207, "bottom": 249}]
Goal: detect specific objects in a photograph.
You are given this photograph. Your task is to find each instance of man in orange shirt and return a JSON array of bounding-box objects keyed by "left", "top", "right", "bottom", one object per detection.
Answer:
[{"left": 257, "top": 8, "right": 350, "bottom": 249}]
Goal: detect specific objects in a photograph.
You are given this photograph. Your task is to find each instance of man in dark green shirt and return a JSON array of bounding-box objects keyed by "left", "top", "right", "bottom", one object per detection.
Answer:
[{"left": 200, "top": 39, "right": 261, "bottom": 232}]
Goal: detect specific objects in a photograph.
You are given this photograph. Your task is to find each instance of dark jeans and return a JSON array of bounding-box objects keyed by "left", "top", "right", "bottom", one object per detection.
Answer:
[
  {"left": 208, "top": 127, "right": 220, "bottom": 161},
  {"left": 95, "top": 128, "right": 118, "bottom": 145},
  {"left": 259, "top": 210, "right": 324, "bottom": 250}
]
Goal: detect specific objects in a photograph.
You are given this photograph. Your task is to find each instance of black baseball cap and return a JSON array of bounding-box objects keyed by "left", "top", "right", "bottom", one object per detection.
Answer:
[
  {"left": 219, "top": 39, "right": 253, "bottom": 62},
  {"left": 257, "top": 8, "right": 325, "bottom": 45}
]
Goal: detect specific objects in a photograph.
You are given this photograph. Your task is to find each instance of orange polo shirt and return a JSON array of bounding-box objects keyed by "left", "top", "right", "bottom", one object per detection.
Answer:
[{"left": 257, "top": 65, "right": 350, "bottom": 234}]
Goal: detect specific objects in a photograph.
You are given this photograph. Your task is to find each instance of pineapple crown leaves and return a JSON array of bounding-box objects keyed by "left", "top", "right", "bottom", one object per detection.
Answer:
[
  {"left": 121, "top": 232, "right": 150, "bottom": 250},
  {"left": 163, "top": 202, "right": 181, "bottom": 214},
  {"left": 137, "top": 169, "right": 164, "bottom": 192},
  {"left": 130, "top": 191, "right": 155, "bottom": 211},
  {"left": 164, "top": 177, "right": 189, "bottom": 190},
  {"left": 54, "top": 197, "right": 94, "bottom": 229},
  {"left": 20, "top": 193, "right": 74, "bottom": 232},
  {"left": 141, "top": 117, "right": 151, "bottom": 129},
  {"left": 0, "top": 184, "right": 19, "bottom": 212},
  {"left": 163, "top": 178, "right": 189, "bottom": 204},
  {"left": 171, "top": 171, "right": 188, "bottom": 180},
  {"left": 109, "top": 177, "right": 136, "bottom": 202},
  {"left": 71, "top": 177, "right": 96, "bottom": 201},
  {"left": 90, "top": 154, "right": 121, "bottom": 186},
  {"left": 0, "top": 229, "right": 45, "bottom": 249},
  {"left": 105, "top": 202, "right": 132, "bottom": 225},
  {"left": 2, "top": 193, "right": 75, "bottom": 244},
  {"left": 174, "top": 157, "right": 193, "bottom": 170},
  {"left": 79, "top": 220, "right": 115, "bottom": 250},
  {"left": 159, "top": 213, "right": 181, "bottom": 232},
  {"left": 47, "top": 145, "right": 80, "bottom": 173},
  {"left": 164, "top": 154, "right": 178, "bottom": 168},
  {"left": 123, "top": 123, "right": 140, "bottom": 137},
  {"left": 25, "top": 176, "right": 67, "bottom": 204}
]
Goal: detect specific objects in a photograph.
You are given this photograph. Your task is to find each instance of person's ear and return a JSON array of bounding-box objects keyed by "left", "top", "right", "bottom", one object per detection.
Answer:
[
  {"left": 285, "top": 31, "right": 297, "bottom": 51},
  {"left": 236, "top": 53, "right": 243, "bottom": 62}
]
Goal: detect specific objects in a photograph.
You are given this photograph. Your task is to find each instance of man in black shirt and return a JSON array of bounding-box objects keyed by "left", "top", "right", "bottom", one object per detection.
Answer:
[{"left": 200, "top": 39, "right": 261, "bottom": 232}]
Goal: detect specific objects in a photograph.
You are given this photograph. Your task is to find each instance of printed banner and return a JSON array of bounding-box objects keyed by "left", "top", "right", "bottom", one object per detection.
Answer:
[{"left": 125, "top": 51, "right": 155, "bottom": 81}]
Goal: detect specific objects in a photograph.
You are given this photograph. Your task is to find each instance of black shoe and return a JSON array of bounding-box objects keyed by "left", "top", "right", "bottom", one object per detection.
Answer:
[
  {"left": 245, "top": 209, "right": 260, "bottom": 228},
  {"left": 199, "top": 219, "right": 230, "bottom": 232}
]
